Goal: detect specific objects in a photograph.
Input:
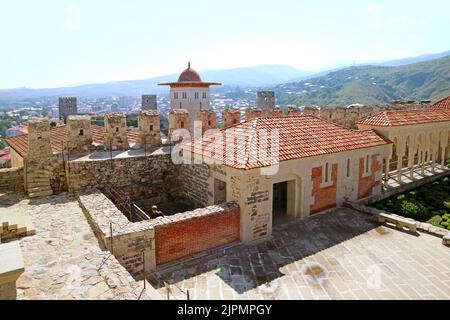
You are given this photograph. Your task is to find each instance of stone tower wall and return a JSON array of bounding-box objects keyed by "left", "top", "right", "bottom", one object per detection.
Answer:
[
  {"left": 138, "top": 110, "right": 161, "bottom": 146},
  {"left": 168, "top": 109, "right": 190, "bottom": 138},
  {"left": 257, "top": 91, "right": 275, "bottom": 115},
  {"left": 141, "top": 95, "right": 157, "bottom": 110},
  {"left": 104, "top": 113, "right": 129, "bottom": 151},
  {"left": 196, "top": 110, "right": 217, "bottom": 135},
  {"left": 245, "top": 108, "right": 262, "bottom": 121},
  {"left": 66, "top": 115, "right": 93, "bottom": 154},
  {"left": 222, "top": 109, "right": 241, "bottom": 129},
  {"left": 27, "top": 119, "right": 53, "bottom": 160},
  {"left": 58, "top": 97, "right": 77, "bottom": 123}
]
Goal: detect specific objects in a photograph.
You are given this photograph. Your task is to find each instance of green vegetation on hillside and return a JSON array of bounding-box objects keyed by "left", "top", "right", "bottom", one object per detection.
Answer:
[
  {"left": 276, "top": 55, "right": 450, "bottom": 107},
  {"left": 371, "top": 175, "right": 450, "bottom": 230}
]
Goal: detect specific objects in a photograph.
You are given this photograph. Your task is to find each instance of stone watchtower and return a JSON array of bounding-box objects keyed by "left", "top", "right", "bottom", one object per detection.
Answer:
[
  {"left": 222, "top": 108, "right": 241, "bottom": 129},
  {"left": 66, "top": 115, "right": 93, "bottom": 154},
  {"left": 168, "top": 109, "right": 190, "bottom": 138},
  {"left": 141, "top": 94, "right": 157, "bottom": 110},
  {"left": 26, "top": 118, "right": 54, "bottom": 198},
  {"left": 245, "top": 108, "right": 262, "bottom": 121},
  {"left": 58, "top": 97, "right": 78, "bottom": 124},
  {"left": 196, "top": 110, "right": 217, "bottom": 135},
  {"left": 257, "top": 91, "right": 275, "bottom": 115},
  {"left": 303, "top": 106, "right": 319, "bottom": 117},
  {"left": 104, "top": 113, "right": 129, "bottom": 151},
  {"left": 138, "top": 110, "right": 161, "bottom": 147},
  {"left": 287, "top": 106, "right": 302, "bottom": 116},
  {"left": 268, "top": 107, "right": 283, "bottom": 117}
]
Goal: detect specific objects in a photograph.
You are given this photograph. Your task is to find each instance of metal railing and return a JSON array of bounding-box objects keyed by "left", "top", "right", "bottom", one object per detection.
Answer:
[{"left": 100, "top": 183, "right": 150, "bottom": 222}]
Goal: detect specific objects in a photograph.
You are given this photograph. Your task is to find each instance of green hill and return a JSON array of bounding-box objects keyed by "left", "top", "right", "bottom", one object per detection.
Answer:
[{"left": 275, "top": 55, "right": 450, "bottom": 107}]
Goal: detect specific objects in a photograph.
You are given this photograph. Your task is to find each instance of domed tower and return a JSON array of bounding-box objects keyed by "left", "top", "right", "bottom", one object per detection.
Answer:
[{"left": 159, "top": 62, "right": 221, "bottom": 129}]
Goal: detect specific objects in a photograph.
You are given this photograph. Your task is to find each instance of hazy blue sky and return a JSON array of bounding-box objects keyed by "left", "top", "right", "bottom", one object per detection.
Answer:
[{"left": 1, "top": 0, "right": 449, "bottom": 89}]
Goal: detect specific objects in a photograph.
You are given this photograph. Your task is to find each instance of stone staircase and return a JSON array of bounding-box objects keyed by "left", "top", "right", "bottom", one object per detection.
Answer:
[
  {"left": 26, "top": 169, "right": 53, "bottom": 198},
  {"left": 0, "top": 211, "right": 36, "bottom": 243}
]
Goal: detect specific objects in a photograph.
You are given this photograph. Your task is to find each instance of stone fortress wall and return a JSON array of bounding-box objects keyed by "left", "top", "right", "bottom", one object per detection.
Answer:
[{"left": 77, "top": 190, "right": 240, "bottom": 274}]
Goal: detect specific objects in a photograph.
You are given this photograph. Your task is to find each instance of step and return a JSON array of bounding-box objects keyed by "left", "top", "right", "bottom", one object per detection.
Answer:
[
  {"left": 27, "top": 182, "right": 50, "bottom": 189},
  {"left": 0, "top": 212, "right": 35, "bottom": 238},
  {"left": 28, "top": 189, "right": 53, "bottom": 198},
  {"left": 28, "top": 186, "right": 52, "bottom": 194}
]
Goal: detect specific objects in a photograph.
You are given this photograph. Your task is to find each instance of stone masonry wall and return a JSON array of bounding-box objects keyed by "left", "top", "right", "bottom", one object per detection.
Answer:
[
  {"left": 154, "top": 202, "right": 240, "bottom": 265},
  {"left": 67, "top": 153, "right": 179, "bottom": 202},
  {"left": 0, "top": 168, "right": 24, "bottom": 192},
  {"left": 358, "top": 154, "right": 382, "bottom": 200},
  {"left": 179, "top": 163, "right": 211, "bottom": 207},
  {"left": 310, "top": 164, "right": 338, "bottom": 214},
  {"left": 77, "top": 190, "right": 240, "bottom": 273},
  {"left": 77, "top": 191, "right": 156, "bottom": 277}
]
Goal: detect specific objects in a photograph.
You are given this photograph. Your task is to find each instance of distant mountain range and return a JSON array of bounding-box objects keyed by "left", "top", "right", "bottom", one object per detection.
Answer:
[
  {"left": 275, "top": 55, "right": 450, "bottom": 107},
  {"left": 0, "top": 50, "right": 449, "bottom": 105}
]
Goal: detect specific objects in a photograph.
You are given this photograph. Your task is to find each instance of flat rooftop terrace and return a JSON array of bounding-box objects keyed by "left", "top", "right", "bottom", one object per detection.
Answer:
[{"left": 151, "top": 207, "right": 450, "bottom": 300}]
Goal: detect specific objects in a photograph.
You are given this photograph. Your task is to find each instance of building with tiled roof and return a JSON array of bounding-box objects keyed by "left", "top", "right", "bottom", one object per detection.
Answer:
[
  {"left": 357, "top": 96, "right": 450, "bottom": 184},
  {"left": 5, "top": 124, "right": 139, "bottom": 165},
  {"left": 430, "top": 96, "right": 450, "bottom": 110},
  {"left": 182, "top": 115, "right": 391, "bottom": 170},
  {"left": 180, "top": 115, "right": 392, "bottom": 240}
]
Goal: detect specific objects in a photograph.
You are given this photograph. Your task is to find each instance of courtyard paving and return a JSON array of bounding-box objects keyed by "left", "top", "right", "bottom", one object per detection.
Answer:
[
  {"left": 151, "top": 208, "right": 450, "bottom": 300},
  {"left": 0, "top": 192, "right": 150, "bottom": 300}
]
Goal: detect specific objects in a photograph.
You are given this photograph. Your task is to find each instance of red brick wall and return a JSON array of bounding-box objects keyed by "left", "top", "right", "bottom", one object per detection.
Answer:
[
  {"left": 310, "top": 164, "right": 338, "bottom": 214},
  {"left": 358, "top": 154, "right": 381, "bottom": 200},
  {"left": 155, "top": 206, "right": 240, "bottom": 265}
]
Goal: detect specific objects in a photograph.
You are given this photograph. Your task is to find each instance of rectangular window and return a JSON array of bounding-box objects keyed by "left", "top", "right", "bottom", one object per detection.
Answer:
[
  {"left": 346, "top": 158, "right": 350, "bottom": 178},
  {"left": 174, "top": 92, "right": 178, "bottom": 99},
  {"left": 365, "top": 155, "right": 370, "bottom": 173},
  {"left": 325, "top": 162, "right": 329, "bottom": 183},
  {"left": 203, "top": 92, "right": 207, "bottom": 99},
  {"left": 195, "top": 92, "right": 199, "bottom": 99},
  {"left": 182, "top": 92, "right": 187, "bottom": 99},
  {"left": 150, "top": 125, "right": 153, "bottom": 132}
]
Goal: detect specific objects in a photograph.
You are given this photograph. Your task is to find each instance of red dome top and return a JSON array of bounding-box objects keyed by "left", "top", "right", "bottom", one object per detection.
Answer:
[{"left": 178, "top": 62, "right": 202, "bottom": 82}]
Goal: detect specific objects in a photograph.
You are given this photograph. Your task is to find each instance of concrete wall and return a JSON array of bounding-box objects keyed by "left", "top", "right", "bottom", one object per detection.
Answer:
[
  {"left": 0, "top": 168, "right": 24, "bottom": 192},
  {"left": 154, "top": 202, "right": 240, "bottom": 265}
]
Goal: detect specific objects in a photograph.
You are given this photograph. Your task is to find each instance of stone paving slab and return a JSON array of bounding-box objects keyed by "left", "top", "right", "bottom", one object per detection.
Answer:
[
  {"left": 152, "top": 208, "right": 450, "bottom": 300},
  {"left": 0, "top": 192, "right": 150, "bottom": 300}
]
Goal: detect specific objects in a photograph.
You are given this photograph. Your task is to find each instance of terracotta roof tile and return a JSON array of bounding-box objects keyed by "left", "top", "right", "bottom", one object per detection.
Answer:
[
  {"left": 6, "top": 124, "right": 139, "bottom": 158},
  {"left": 357, "top": 108, "right": 450, "bottom": 127},
  {"left": 181, "top": 115, "right": 391, "bottom": 170},
  {"left": 430, "top": 96, "right": 450, "bottom": 110}
]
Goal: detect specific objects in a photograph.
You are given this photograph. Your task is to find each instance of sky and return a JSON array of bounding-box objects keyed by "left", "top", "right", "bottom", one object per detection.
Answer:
[{"left": 0, "top": 0, "right": 449, "bottom": 89}]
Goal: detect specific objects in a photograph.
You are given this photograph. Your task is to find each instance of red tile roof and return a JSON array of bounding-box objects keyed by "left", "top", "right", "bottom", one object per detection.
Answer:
[
  {"left": 181, "top": 116, "right": 391, "bottom": 170},
  {"left": 5, "top": 124, "right": 139, "bottom": 158},
  {"left": 430, "top": 96, "right": 450, "bottom": 110},
  {"left": 357, "top": 108, "right": 450, "bottom": 127}
]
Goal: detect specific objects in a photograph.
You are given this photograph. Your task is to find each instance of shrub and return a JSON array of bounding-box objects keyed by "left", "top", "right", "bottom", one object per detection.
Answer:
[
  {"left": 427, "top": 215, "right": 442, "bottom": 227},
  {"left": 400, "top": 200, "right": 429, "bottom": 221}
]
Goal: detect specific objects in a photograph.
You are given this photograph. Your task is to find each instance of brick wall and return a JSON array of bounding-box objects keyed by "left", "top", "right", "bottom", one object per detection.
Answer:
[
  {"left": 0, "top": 168, "right": 24, "bottom": 192},
  {"left": 358, "top": 154, "right": 381, "bottom": 200},
  {"left": 154, "top": 203, "right": 240, "bottom": 265},
  {"left": 179, "top": 164, "right": 211, "bottom": 207},
  {"left": 310, "top": 164, "right": 338, "bottom": 214}
]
